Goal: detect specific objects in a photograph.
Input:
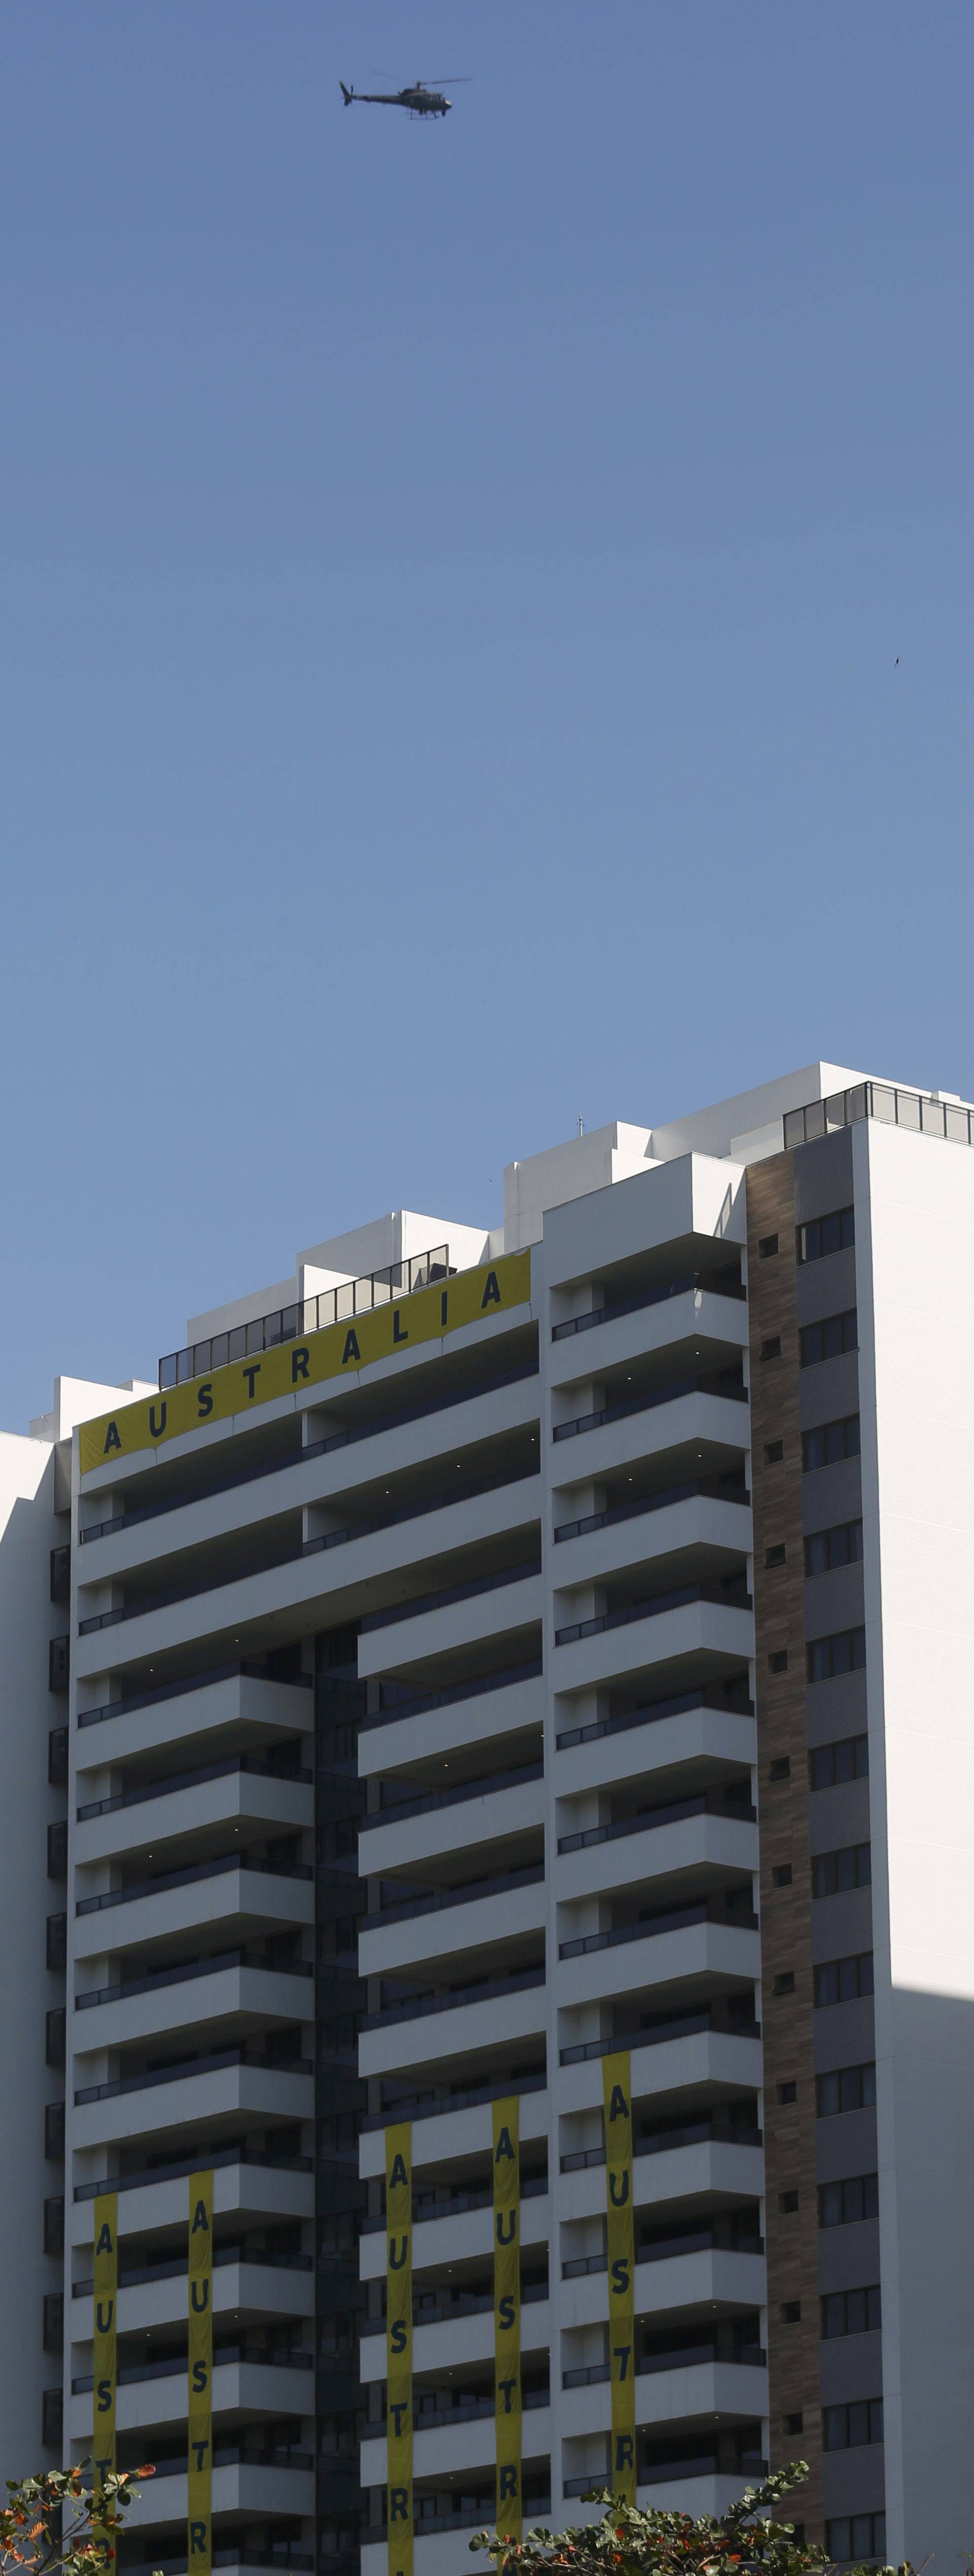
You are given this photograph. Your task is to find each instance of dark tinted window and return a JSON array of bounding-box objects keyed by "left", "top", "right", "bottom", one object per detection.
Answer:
[
  {"left": 797, "top": 1208, "right": 855, "bottom": 1263},
  {"left": 800, "top": 1310, "right": 858, "bottom": 1367},
  {"left": 803, "top": 1413, "right": 861, "bottom": 1470}
]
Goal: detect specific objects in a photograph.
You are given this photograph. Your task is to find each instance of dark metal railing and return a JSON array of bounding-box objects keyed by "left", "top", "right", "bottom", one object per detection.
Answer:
[
  {"left": 160, "top": 1249, "right": 450, "bottom": 1389},
  {"left": 784, "top": 1080, "right": 974, "bottom": 1151}
]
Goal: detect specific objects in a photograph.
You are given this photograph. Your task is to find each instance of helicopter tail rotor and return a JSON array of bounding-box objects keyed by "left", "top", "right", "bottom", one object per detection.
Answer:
[{"left": 340, "top": 81, "right": 353, "bottom": 103}]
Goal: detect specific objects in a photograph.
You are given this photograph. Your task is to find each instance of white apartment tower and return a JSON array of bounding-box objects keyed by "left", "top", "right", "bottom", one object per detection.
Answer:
[{"left": 5, "top": 1065, "right": 974, "bottom": 2575}]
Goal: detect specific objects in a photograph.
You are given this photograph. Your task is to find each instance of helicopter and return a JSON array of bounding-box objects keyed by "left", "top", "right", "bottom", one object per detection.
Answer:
[{"left": 339, "top": 77, "right": 468, "bottom": 119}]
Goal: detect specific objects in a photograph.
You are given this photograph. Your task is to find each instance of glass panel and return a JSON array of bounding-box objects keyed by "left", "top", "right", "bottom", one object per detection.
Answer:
[
  {"left": 804, "top": 1100, "right": 826, "bottom": 1140},
  {"left": 177, "top": 1349, "right": 192, "bottom": 1384},
  {"left": 824, "top": 1091, "right": 848, "bottom": 1131},
  {"left": 281, "top": 1305, "right": 299, "bottom": 1342},
  {"left": 945, "top": 1104, "right": 971, "bottom": 1144},
  {"left": 193, "top": 1343, "right": 212, "bottom": 1378},
  {"left": 211, "top": 1334, "right": 229, "bottom": 1371},
  {"left": 336, "top": 1282, "right": 354, "bottom": 1320},
  {"left": 371, "top": 1270, "right": 392, "bottom": 1305},
  {"left": 229, "top": 1326, "right": 247, "bottom": 1363},
  {"left": 246, "top": 1319, "right": 264, "bottom": 1356},
  {"left": 896, "top": 1088, "right": 921, "bottom": 1130},
  {"left": 783, "top": 1108, "right": 806, "bottom": 1148},
  {"left": 390, "top": 1263, "right": 407, "bottom": 1297},
  {"left": 871, "top": 1083, "right": 896, "bottom": 1123},
  {"left": 355, "top": 1277, "right": 374, "bottom": 1314},
  {"left": 264, "top": 1311, "right": 283, "bottom": 1348},
  {"left": 159, "top": 1355, "right": 178, "bottom": 1390},
  {"left": 920, "top": 1096, "right": 946, "bottom": 1136},
  {"left": 846, "top": 1084, "right": 867, "bottom": 1123}
]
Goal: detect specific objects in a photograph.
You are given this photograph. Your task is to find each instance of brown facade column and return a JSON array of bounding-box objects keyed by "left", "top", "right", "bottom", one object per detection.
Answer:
[{"left": 746, "top": 1153, "right": 822, "bottom": 2537}]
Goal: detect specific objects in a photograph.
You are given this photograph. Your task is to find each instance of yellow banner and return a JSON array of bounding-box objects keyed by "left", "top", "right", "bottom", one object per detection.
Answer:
[
  {"left": 188, "top": 2170, "right": 214, "bottom": 2576},
  {"left": 492, "top": 2097, "right": 521, "bottom": 2543},
  {"left": 92, "top": 2192, "right": 117, "bottom": 2492},
  {"left": 603, "top": 2053, "right": 636, "bottom": 2503},
  {"left": 386, "top": 2124, "right": 412, "bottom": 2576},
  {"left": 79, "top": 1250, "right": 532, "bottom": 1476}
]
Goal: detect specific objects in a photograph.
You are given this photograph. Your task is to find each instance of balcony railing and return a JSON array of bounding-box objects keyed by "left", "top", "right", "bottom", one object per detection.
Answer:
[
  {"left": 76, "top": 1850, "right": 311, "bottom": 1914},
  {"left": 554, "top": 1579, "right": 751, "bottom": 1648},
  {"left": 159, "top": 1250, "right": 450, "bottom": 1390},
  {"left": 783, "top": 1080, "right": 974, "bottom": 1152},
  {"left": 75, "top": 1945, "right": 312, "bottom": 2012},
  {"left": 551, "top": 1268, "right": 745, "bottom": 1342}
]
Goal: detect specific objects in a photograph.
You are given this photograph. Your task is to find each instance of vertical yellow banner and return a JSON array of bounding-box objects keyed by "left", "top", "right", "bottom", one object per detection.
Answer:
[
  {"left": 602, "top": 2052, "right": 636, "bottom": 2503},
  {"left": 92, "top": 2192, "right": 117, "bottom": 2492},
  {"left": 492, "top": 2097, "right": 521, "bottom": 2545},
  {"left": 386, "top": 2124, "right": 412, "bottom": 2576},
  {"left": 188, "top": 2170, "right": 214, "bottom": 2576}
]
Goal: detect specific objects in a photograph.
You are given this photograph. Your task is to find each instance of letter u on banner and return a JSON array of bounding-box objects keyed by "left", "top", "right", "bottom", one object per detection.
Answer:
[
  {"left": 492, "top": 2096, "right": 521, "bottom": 2545},
  {"left": 92, "top": 2191, "right": 117, "bottom": 2492},
  {"left": 386, "top": 2123, "right": 412, "bottom": 2576},
  {"left": 602, "top": 2052, "right": 636, "bottom": 2503},
  {"left": 188, "top": 2170, "right": 214, "bottom": 2576}
]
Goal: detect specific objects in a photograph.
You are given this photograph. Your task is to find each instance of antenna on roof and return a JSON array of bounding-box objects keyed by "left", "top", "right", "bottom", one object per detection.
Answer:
[{"left": 578, "top": 1116, "right": 584, "bottom": 1138}]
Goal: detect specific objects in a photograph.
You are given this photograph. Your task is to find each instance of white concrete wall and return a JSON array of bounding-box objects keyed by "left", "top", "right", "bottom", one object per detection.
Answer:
[
  {"left": 0, "top": 1432, "right": 62, "bottom": 2473},
  {"left": 855, "top": 1115, "right": 974, "bottom": 2566}
]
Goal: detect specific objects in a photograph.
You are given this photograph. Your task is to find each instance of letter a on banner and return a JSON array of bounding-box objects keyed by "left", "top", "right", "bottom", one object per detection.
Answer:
[
  {"left": 602, "top": 2053, "right": 636, "bottom": 2503},
  {"left": 492, "top": 2097, "right": 521, "bottom": 2545},
  {"left": 92, "top": 2191, "right": 117, "bottom": 2493},
  {"left": 386, "top": 2124, "right": 412, "bottom": 2576},
  {"left": 188, "top": 2170, "right": 214, "bottom": 2576}
]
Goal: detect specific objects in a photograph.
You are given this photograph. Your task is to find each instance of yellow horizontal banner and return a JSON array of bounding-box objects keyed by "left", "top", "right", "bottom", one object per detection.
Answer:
[{"left": 80, "top": 1249, "right": 532, "bottom": 1477}]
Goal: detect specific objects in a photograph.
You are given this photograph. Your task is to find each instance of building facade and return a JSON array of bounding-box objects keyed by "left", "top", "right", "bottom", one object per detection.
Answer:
[{"left": 6, "top": 1063, "right": 974, "bottom": 2573}]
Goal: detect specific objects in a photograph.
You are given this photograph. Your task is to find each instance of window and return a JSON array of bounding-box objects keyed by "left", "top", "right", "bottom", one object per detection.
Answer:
[
  {"left": 773, "top": 1864, "right": 793, "bottom": 1887},
  {"left": 759, "top": 1234, "right": 779, "bottom": 1259},
  {"left": 781, "top": 2299, "right": 802, "bottom": 2323},
  {"left": 779, "top": 2189, "right": 799, "bottom": 2213},
  {"left": 823, "top": 2396, "right": 883, "bottom": 2450},
  {"left": 813, "top": 1842, "right": 871, "bottom": 1897},
  {"left": 797, "top": 1207, "right": 855, "bottom": 1263},
  {"left": 799, "top": 1310, "right": 857, "bottom": 1367},
  {"left": 805, "top": 1519, "right": 863, "bottom": 1575},
  {"left": 773, "top": 1971, "right": 795, "bottom": 1995},
  {"left": 810, "top": 1735, "right": 869, "bottom": 1790},
  {"left": 814, "top": 1951, "right": 874, "bottom": 2007},
  {"left": 47, "top": 1726, "right": 68, "bottom": 1787},
  {"left": 822, "top": 2284, "right": 882, "bottom": 2338},
  {"left": 769, "top": 1649, "right": 789, "bottom": 1674},
  {"left": 777, "top": 2081, "right": 797, "bottom": 2105},
  {"left": 826, "top": 2514, "right": 886, "bottom": 2563},
  {"left": 769, "top": 1756, "right": 791, "bottom": 1781},
  {"left": 784, "top": 2411, "right": 804, "bottom": 2437},
  {"left": 818, "top": 2172, "right": 879, "bottom": 2227},
  {"left": 803, "top": 1412, "right": 860, "bottom": 1470},
  {"left": 816, "top": 2062, "right": 877, "bottom": 2117},
  {"left": 761, "top": 1335, "right": 782, "bottom": 1361},
  {"left": 807, "top": 1627, "right": 866, "bottom": 1683},
  {"left": 764, "top": 1438, "right": 784, "bottom": 1463},
  {"left": 765, "top": 1543, "right": 787, "bottom": 1568}
]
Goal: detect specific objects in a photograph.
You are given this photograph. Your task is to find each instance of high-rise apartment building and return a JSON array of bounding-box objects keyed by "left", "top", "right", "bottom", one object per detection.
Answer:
[{"left": 5, "top": 1062, "right": 974, "bottom": 2576}]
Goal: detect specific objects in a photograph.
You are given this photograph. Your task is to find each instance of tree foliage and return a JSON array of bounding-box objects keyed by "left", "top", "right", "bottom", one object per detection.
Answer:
[
  {"left": 0, "top": 2465, "right": 156, "bottom": 2576},
  {"left": 471, "top": 2464, "right": 914, "bottom": 2576}
]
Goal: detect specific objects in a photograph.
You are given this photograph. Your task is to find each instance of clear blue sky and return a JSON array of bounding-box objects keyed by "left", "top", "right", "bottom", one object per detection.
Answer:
[{"left": 2, "top": 2, "right": 972, "bottom": 1427}]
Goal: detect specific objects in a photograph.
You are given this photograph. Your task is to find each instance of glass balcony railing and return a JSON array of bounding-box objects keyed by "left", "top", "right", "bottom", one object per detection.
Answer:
[
  {"left": 784, "top": 1081, "right": 974, "bottom": 1150},
  {"left": 160, "top": 1250, "right": 450, "bottom": 1390}
]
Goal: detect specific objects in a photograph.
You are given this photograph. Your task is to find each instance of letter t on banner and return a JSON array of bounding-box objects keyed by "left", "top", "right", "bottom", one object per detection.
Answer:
[
  {"left": 492, "top": 2096, "right": 521, "bottom": 2544},
  {"left": 92, "top": 2191, "right": 117, "bottom": 2494},
  {"left": 602, "top": 2052, "right": 636, "bottom": 2502},
  {"left": 386, "top": 2123, "right": 412, "bottom": 2576},
  {"left": 188, "top": 2170, "right": 214, "bottom": 2576}
]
